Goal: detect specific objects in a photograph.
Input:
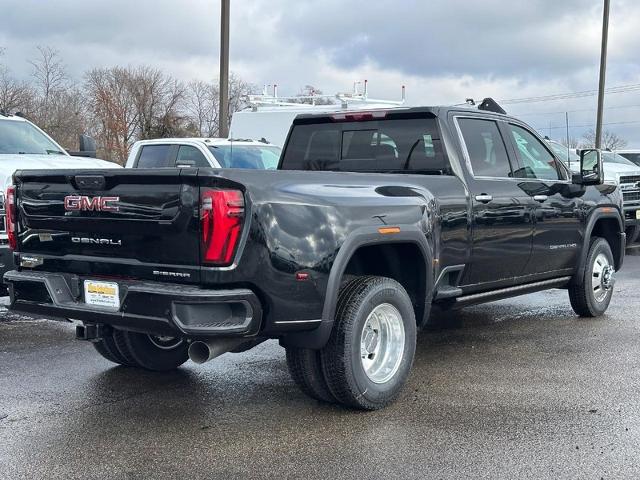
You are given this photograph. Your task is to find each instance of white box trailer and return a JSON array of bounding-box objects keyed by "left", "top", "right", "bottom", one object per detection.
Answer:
[{"left": 230, "top": 82, "right": 406, "bottom": 147}]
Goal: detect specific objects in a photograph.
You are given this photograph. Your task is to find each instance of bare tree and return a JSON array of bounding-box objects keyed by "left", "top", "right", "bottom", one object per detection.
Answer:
[
  {"left": 581, "top": 129, "right": 628, "bottom": 150},
  {"left": 0, "top": 50, "right": 34, "bottom": 114},
  {"left": 28, "top": 46, "right": 68, "bottom": 129},
  {"left": 185, "top": 80, "right": 219, "bottom": 137},
  {"left": 126, "top": 66, "right": 186, "bottom": 140},
  {"left": 85, "top": 67, "right": 139, "bottom": 164},
  {"left": 3, "top": 45, "right": 257, "bottom": 160},
  {"left": 45, "top": 86, "right": 91, "bottom": 151},
  {"left": 185, "top": 75, "right": 253, "bottom": 138},
  {"left": 560, "top": 136, "right": 580, "bottom": 149}
]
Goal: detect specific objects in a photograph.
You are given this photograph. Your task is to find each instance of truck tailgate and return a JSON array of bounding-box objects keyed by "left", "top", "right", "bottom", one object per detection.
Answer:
[{"left": 14, "top": 169, "right": 202, "bottom": 283}]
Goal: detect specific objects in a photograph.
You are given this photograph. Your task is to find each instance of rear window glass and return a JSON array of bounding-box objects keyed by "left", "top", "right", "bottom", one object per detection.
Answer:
[
  {"left": 136, "top": 145, "right": 172, "bottom": 168},
  {"left": 281, "top": 117, "right": 448, "bottom": 174}
]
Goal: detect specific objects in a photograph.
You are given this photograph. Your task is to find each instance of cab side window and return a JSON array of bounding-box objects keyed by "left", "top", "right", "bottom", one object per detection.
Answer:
[
  {"left": 136, "top": 145, "right": 172, "bottom": 168},
  {"left": 508, "top": 125, "right": 561, "bottom": 180},
  {"left": 458, "top": 118, "right": 513, "bottom": 178},
  {"left": 176, "top": 145, "right": 210, "bottom": 167}
]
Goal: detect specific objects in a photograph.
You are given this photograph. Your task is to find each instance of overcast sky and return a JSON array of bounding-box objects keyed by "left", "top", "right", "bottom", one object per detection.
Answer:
[{"left": 1, "top": 0, "right": 639, "bottom": 146}]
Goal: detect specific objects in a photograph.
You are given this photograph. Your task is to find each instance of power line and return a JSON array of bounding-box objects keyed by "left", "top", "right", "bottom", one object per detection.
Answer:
[
  {"left": 513, "top": 103, "right": 640, "bottom": 117},
  {"left": 535, "top": 119, "right": 640, "bottom": 131},
  {"left": 500, "top": 82, "right": 640, "bottom": 105}
]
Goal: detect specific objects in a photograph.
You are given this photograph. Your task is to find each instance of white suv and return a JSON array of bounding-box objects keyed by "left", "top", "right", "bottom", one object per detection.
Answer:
[{"left": 125, "top": 138, "right": 281, "bottom": 170}]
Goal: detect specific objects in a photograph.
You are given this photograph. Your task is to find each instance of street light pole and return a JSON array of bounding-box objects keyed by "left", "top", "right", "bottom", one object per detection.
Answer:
[
  {"left": 595, "top": 0, "right": 610, "bottom": 149},
  {"left": 219, "top": 0, "right": 230, "bottom": 138}
]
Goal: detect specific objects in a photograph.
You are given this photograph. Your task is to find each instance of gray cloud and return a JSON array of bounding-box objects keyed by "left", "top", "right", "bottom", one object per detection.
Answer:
[{"left": 0, "top": 0, "right": 638, "bottom": 146}]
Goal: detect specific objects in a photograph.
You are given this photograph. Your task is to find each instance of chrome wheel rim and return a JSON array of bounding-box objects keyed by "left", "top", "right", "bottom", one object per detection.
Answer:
[
  {"left": 592, "top": 253, "right": 614, "bottom": 303},
  {"left": 360, "top": 303, "right": 406, "bottom": 384},
  {"left": 147, "top": 335, "right": 183, "bottom": 350}
]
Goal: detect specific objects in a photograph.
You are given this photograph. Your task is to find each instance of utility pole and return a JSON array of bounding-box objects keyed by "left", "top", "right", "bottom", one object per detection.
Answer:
[
  {"left": 595, "top": 0, "right": 610, "bottom": 149},
  {"left": 566, "top": 111, "right": 571, "bottom": 169},
  {"left": 219, "top": 0, "right": 230, "bottom": 138}
]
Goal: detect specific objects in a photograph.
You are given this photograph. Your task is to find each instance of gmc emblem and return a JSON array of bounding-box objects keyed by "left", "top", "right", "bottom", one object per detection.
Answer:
[{"left": 64, "top": 195, "right": 120, "bottom": 212}]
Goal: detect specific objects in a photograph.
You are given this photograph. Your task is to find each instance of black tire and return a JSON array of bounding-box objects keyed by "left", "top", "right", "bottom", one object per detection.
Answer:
[
  {"left": 569, "top": 237, "right": 615, "bottom": 317},
  {"left": 112, "top": 328, "right": 142, "bottom": 367},
  {"left": 286, "top": 347, "right": 336, "bottom": 403},
  {"left": 626, "top": 226, "right": 639, "bottom": 246},
  {"left": 92, "top": 331, "right": 133, "bottom": 366},
  {"left": 320, "top": 276, "right": 417, "bottom": 410},
  {"left": 113, "top": 329, "right": 189, "bottom": 372}
]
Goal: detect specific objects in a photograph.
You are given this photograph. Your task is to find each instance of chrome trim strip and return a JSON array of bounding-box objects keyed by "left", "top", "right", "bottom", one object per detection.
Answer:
[{"left": 274, "top": 319, "right": 322, "bottom": 325}]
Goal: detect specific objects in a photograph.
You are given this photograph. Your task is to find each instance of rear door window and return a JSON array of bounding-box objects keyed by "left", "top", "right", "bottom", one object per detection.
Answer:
[
  {"left": 136, "top": 145, "right": 173, "bottom": 168},
  {"left": 176, "top": 145, "right": 210, "bottom": 167},
  {"left": 281, "top": 117, "right": 448, "bottom": 174},
  {"left": 458, "top": 118, "right": 513, "bottom": 178}
]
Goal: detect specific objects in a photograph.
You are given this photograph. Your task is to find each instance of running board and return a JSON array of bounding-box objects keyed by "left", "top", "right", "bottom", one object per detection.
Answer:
[{"left": 450, "top": 277, "right": 572, "bottom": 309}]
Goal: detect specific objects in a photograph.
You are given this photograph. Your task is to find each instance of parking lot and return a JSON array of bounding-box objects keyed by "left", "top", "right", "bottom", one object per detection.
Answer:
[{"left": 0, "top": 253, "right": 637, "bottom": 479}]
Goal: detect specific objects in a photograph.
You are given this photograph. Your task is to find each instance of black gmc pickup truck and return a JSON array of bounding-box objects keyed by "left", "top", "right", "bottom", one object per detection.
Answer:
[{"left": 5, "top": 101, "right": 625, "bottom": 410}]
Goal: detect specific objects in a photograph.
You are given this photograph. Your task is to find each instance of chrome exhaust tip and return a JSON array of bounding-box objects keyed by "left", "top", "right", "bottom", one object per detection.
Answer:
[{"left": 188, "top": 338, "right": 246, "bottom": 364}]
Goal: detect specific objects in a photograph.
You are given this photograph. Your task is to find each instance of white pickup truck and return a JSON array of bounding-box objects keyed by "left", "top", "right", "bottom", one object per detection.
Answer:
[
  {"left": 125, "top": 137, "right": 281, "bottom": 170},
  {"left": 547, "top": 140, "right": 640, "bottom": 243},
  {"left": 0, "top": 113, "right": 118, "bottom": 284}
]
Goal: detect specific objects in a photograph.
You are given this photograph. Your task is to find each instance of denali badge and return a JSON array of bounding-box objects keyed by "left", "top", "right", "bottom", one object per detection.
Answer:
[
  {"left": 64, "top": 195, "right": 120, "bottom": 212},
  {"left": 72, "top": 237, "right": 122, "bottom": 246}
]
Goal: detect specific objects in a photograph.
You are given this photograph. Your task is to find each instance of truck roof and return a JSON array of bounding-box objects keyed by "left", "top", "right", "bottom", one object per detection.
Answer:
[
  {"left": 0, "top": 114, "right": 30, "bottom": 123},
  {"left": 291, "top": 104, "right": 509, "bottom": 124},
  {"left": 132, "top": 137, "right": 279, "bottom": 148}
]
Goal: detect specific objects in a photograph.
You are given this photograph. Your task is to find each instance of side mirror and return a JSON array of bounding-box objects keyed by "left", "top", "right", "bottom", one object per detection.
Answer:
[
  {"left": 69, "top": 134, "right": 97, "bottom": 158},
  {"left": 79, "top": 134, "right": 96, "bottom": 153},
  {"left": 575, "top": 149, "right": 603, "bottom": 186}
]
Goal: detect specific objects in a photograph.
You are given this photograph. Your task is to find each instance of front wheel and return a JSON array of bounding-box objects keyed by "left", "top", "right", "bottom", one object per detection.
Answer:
[
  {"left": 320, "top": 276, "right": 417, "bottom": 410},
  {"left": 569, "top": 237, "right": 615, "bottom": 317}
]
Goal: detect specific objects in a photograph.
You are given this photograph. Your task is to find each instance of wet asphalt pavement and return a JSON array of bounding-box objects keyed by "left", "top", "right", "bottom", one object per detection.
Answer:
[{"left": 1, "top": 255, "right": 640, "bottom": 479}]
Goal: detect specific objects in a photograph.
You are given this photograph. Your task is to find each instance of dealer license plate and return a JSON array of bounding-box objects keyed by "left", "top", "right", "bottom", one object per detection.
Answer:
[{"left": 84, "top": 280, "right": 120, "bottom": 310}]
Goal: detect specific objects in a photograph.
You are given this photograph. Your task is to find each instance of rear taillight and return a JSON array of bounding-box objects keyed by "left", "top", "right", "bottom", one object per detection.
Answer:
[
  {"left": 6, "top": 185, "right": 17, "bottom": 251},
  {"left": 200, "top": 189, "right": 245, "bottom": 266}
]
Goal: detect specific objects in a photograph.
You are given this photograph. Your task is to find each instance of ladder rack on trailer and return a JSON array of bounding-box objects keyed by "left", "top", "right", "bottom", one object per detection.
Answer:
[{"left": 246, "top": 80, "right": 406, "bottom": 110}]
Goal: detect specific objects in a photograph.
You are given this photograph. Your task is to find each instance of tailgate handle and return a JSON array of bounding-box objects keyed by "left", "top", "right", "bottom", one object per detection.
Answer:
[{"left": 75, "top": 175, "right": 106, "bottom": 190}]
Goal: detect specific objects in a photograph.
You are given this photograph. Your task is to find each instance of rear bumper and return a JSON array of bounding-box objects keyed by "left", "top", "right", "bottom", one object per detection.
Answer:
[{"left": 4, "top": 270, "right": 263, "bottom": 338}]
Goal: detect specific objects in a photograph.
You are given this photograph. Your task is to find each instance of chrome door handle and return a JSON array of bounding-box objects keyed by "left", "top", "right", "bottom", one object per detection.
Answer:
[
  {"left": 533, "top": 195, "right": 548, "bottom": 203},
  {"left": 475, "top": 194, "right": 493, "bottom": 203}
]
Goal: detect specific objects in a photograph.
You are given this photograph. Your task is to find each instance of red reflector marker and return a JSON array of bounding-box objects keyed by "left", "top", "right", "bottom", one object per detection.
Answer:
[
  {"left": 200, "top": 189, "right": 244, "bottom": 266},
  {"left": 6, "top": 185, "right": 17, "bottom": 251}
]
